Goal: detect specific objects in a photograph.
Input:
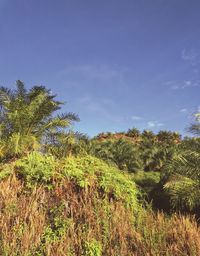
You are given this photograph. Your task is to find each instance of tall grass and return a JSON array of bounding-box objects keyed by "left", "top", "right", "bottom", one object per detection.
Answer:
[{"left": 0, "top": 153, "right": 199, "bottom": 255}]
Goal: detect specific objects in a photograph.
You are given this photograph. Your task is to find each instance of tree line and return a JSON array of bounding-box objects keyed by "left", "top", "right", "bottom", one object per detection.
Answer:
[{"left": 0, "top": 81, "right": 199, "bottom": 255}]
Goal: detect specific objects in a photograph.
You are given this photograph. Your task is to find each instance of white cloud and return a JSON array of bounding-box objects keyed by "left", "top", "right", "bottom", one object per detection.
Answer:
[
  {"left": 147, "top": 121, "right": 155, "bottom": 128},
  {"left": 147, "top": 121, "right": 164, "bottom": 128},
  {"left": 182, "top": 80, "right": 192, "bottom": 88},
  {"left": 181, "top": 49, "right": 198, "bottom": 64},
  {"left": 181, "top": 80, "right": 200, "bottom": 89},
  {"left": 171, "top": 84, "right": 179, "bottom": 90},
  {"left": 164, "top": 81, "right": 179, "bottom": 90},
  {"left": 131, "top": 115, "right": 143, "bottom": 121},
  {"left": 166, "top": 79, "right": 200, "bottom": 90},
  {"left": 180, "top": 108, "right": 188, "bottom": 113}
]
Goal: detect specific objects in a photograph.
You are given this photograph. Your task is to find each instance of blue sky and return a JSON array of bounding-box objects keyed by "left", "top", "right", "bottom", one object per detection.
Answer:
[{"left": 0, "top": 0, "right": 199, "bottom": 136}]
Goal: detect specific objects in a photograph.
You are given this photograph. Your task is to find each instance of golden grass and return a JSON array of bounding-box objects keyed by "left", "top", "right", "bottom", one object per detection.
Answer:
[{"left": 0, "top": 175, "right": 199, "bottom": 256}]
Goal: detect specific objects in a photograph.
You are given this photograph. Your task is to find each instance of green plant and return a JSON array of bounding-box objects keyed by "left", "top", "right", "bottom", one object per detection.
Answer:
[
  {"left": 91, "top": 139, "right": 143, "bottom": 173},
  {"left": 188, "top": 111, "right": 200, "bottom": 136},
  {"left": 83, "top": 239, "right": 102, "bottom": 256},
  {"left": 161, "top": 145, "right": 200, "bottom": 213},
  {"left": 0, "top": 81, "right": 79, "bottom": 159},
  {"left": 0, "top": 163, "right": 13, "bottom": 181},
  {"left": 133, "top": 171, "right": 160, "bottom": 194},
  {"left": 15, "top": 151, "right": 57, "bottom": 187},
  {"left": 62, "top": 155, "right": 139, "bottom": 209}
]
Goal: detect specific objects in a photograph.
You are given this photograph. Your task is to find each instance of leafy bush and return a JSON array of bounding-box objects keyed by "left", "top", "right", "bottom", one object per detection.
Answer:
[
  {"left": 133, "top": 171, "right": 160, "bottom": 194},
  {"left": 62, "top": 155, "right": 139, "bottom": 209},
  {"left": 15, "top": 151, "right": 57, "bottom": 186}
]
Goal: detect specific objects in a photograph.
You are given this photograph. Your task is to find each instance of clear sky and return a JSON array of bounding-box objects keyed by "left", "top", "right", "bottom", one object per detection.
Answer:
[{"left": 0, "top": 0, "right": 199, "bottom": 136}]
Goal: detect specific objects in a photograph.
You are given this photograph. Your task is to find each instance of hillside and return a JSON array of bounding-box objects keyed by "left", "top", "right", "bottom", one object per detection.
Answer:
[
  {"left": 0, "top": 153, "right": 200, "bottom": 256},
  {"left": 0, "top": 82, "right": 200, "bottom": 255}
]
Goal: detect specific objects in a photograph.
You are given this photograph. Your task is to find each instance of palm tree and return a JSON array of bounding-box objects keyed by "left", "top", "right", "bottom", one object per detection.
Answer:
[
  {"left": 91, "top": 138, "right": 143, "bottom": 172},
  {"left": 0, "top": 80, "right": 79, "bottom": 159},
  {"left": 188, "top": 111, "right": 200, "bottom": 136},
  {"left": 163, "top": 149, "right": 200, "bottom": 213},
  {"left": 155, "top": 131, "right": 181, "bottom": 146},
  {"left": 142, "top": 130, "right": 155, "bottom": 142},
  {"left": 171, "top": 132, "right": 181, "bottom": 144},
  {"left": 126, "top": 127, "right": 140, "bottom": 141},
  {"left": 45, "top": 131, "right": 90, "bottom": 158}
]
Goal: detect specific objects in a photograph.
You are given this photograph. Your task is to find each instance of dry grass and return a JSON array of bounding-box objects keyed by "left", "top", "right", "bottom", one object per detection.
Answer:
[{"left": 0, "top": 174, "right": 200, "bottom": 256}]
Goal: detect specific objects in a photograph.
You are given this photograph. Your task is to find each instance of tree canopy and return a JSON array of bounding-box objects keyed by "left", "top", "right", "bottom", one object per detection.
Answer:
[{"left": 0, "top": 80, "right": 79, "bottom": 158}]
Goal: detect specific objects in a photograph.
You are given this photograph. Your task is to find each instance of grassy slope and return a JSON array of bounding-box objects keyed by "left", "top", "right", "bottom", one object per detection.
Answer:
[{"left": 0, "top": 153, "right": 199, "bottom": 256}]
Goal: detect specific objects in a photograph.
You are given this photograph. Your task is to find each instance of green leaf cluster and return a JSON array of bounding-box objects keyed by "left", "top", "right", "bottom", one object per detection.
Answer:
[
  {"left": 62, "top": 155, "right": 139, "bottom": 209},
  {"left": 15, "top": 151, "right": 57, "bottom": 186}
]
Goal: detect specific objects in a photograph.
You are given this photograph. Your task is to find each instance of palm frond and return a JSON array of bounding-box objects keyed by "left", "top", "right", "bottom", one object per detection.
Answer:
[
  {"left": 164, "top": 175, "right": 200, "bottom": 211},
  {"left": 16, "top": 80, "right": 27, "bottom": 98},
  {"left": 58, "top": 112, "right": 80, "bottom": 122}
]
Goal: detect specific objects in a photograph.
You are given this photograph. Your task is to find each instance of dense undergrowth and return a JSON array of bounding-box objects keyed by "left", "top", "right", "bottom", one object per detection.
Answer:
[{"left": 0, "top": 153, "right": 200, "bottom": 256}]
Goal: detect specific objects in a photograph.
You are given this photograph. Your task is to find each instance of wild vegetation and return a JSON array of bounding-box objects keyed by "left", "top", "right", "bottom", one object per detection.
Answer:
[{"left": 0, "top": 81, "right": 199, "bottom": 255}]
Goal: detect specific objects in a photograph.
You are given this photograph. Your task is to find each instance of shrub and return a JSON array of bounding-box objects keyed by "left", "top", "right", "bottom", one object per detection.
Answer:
[
  {"left": 15, "top": 151, "right": 57, "bottom": 187},
  {"left": 132, "top": 171, "right": 161, "bottom": 194},
  {"left": 62, "top": 155, "right": 139, "bottom": 209}
]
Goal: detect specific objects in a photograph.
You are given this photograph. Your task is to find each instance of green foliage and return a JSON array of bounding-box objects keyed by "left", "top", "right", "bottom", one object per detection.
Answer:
[
  {"left": 46, "top": 131, "right": 90, "bottom": 158},
  {"left": 164, "top": 175, "right": 200, "bottom": 211},
  {"left": 133, "top": 171, "right": 161, "bottom": 194},
  {"left": 188, "top": 111, "right": 200, "bottom": 136},
  {"left": 0, "top": 135, "right": 199, "bottom": 255},
  {"left": 162, "top": 148, "right": 200, "bottom": 212},
  {"left": 15, "top": 152, "right": 57, "bottom": 186},
  {"left": 90, "top": 139, "right": 143, "bottom": 173},
  {"left": 147, "top": 138, "right": 200, "bottom": 214},
  {"left": 126, "top": 127, "right": 140, "bottom": 138},
  {"left": 42, "top": 217, "right": 73, "bottom": 243},
  {"left": 62, "top": 155, "right": 139, "bottom": 209},
  {"left": 0, "top": 81, "right": 200, "bottom": 254},
  {"left": 0, "top": 81, "right": 79, "bottom": 159},
  {"left": 0, "top": 163, "right": 14, "bottom": 181},
  {"left": 140, "top": 132, "right": 178, "bottom": 172},
  {"left": 83, "top": 239, "right": 102, "bottom": 256},
  {"left": 91, "top": 130, "right": 179, "bottom": 175},
  {"left": 141, "top": 130, "right": 155, "bottom": 141},
  {"left": 157, "top": 130, "right": 181, "bottom": 145}
]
